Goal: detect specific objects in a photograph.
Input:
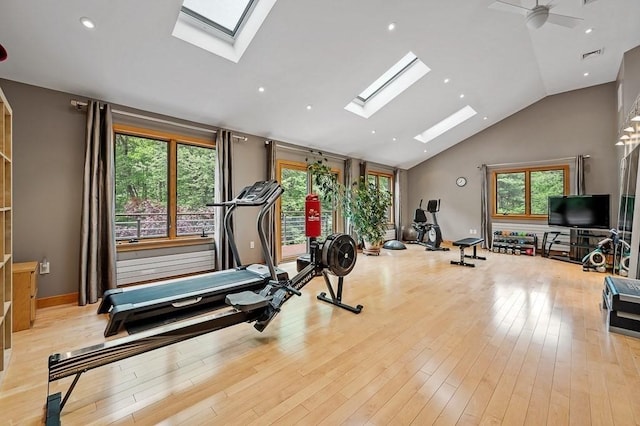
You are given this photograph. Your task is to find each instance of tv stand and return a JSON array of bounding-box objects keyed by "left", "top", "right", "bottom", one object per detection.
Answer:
[{"left": 543, "top": 229, "right": 610, "bottom": 265}]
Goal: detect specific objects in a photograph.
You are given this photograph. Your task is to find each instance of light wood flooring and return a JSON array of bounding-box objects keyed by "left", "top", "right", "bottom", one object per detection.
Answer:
[{"left": 1, "top": 244, "right": 640, "bottom": 425}]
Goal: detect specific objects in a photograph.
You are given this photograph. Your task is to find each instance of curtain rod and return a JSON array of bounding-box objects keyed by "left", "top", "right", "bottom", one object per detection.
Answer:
[
  {"left": 481, "top": 155, "right": 590, "bottom": 168},
  {"left": 274, "top": 142, "right": 347, "bottom": 161},
  {"left": 70, "top": 99, "right": 248, "bottom": 141}
]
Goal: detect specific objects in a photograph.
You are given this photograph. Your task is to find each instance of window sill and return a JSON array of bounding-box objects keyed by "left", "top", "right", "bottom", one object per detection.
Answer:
[
  {"left": 116, "top": 236, "right": 214, "bottom": 252},
  {"left": 492, "top": 215, "right": 548, "bottom": 221}
]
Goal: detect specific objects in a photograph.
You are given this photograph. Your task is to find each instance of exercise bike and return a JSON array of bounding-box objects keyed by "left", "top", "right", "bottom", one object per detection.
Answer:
[
  {"left": 409, "top": 199, "right": 449, "bottom": 251},
  {"left": 582, "top": 228, "right": 631, "bottom": 275}
]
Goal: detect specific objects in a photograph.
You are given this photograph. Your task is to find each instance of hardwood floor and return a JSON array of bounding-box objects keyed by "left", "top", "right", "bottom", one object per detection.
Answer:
[{"left": 1, "top": 245, "right": 640, "bottom": 425}]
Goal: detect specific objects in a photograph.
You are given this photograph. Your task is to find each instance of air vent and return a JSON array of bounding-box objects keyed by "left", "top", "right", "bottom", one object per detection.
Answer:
[
  {"left": 582, "top": 48, "right": 603, "bottom": 60},
  {"left": 583, "top": 0, "right": 598, "bottom": 4}
]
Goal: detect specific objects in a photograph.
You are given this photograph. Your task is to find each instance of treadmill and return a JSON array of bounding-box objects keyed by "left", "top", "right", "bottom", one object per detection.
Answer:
[{"left": 98, "top": 180, "right": 288, "bottom": 337}]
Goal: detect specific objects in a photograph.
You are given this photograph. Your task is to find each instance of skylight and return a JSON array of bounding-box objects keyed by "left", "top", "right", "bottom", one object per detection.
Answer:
[
  {"left": 181, "top": 0, "right": 256, "bottom": 38},
  {"left": 345, "top": 52, "right": 430, "bottom": 119},
  {"left": 414, "top": 105, "right": 477, "bottom": 144},
  {"left": 172, "top": 0, "right": 278, "bottom": 63}
]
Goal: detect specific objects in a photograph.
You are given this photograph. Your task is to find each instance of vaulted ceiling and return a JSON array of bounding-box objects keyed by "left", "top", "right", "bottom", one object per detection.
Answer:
[{"left": 1, "top": 0, "right": 639, "bottom": 168}]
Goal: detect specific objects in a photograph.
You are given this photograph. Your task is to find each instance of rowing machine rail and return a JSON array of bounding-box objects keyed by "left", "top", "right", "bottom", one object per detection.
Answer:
[{"left": 45, "top": 233, "right": 359, "bottom": 425}]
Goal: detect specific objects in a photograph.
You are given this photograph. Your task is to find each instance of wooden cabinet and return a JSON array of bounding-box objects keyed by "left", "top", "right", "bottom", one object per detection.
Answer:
[
  {"left": 12, "top": 262, "right": 37, "bottom": 332},
  {"left": 0, "top": 87, "right": 12, "bottom": 384}
]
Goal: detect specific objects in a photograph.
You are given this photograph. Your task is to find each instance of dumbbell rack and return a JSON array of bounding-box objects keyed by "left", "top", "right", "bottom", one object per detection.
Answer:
[{"left": 491, "top": 231, "right": 537, "bottom": 256}]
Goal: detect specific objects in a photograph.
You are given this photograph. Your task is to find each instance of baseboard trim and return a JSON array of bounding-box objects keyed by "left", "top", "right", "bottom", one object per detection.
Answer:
[{"left": 37, "top": 293, "right": 78, "bottom": 309}]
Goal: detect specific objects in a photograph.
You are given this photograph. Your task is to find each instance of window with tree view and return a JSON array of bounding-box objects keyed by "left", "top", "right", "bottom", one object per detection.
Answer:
[
  {"left": 367, "top": 171, "right": 394, "bottom": 223},
  {"left": 493, "top": 166, "right": 568, "bottom": 218},
  {"left": 114, "top": 127, "right": 215, "bottom": 242}
]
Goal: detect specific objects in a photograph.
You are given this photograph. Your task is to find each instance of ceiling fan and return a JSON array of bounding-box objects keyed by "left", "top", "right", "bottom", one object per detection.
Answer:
[{"left": 489, "top": 0, "right": 582, "bottom": 29}]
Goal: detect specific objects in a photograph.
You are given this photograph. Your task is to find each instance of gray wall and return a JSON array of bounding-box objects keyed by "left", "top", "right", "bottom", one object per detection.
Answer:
[
  {"left": 407, "top": 83, "right": 618, "bottom": 242},
  {"left": 1, "top": 79, "right": 86, "bottom": 299}
]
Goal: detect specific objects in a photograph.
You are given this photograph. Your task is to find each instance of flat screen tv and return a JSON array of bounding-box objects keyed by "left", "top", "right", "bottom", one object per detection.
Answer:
[{"left": 547, "top": 194, "right": 610, "bottom": 229}]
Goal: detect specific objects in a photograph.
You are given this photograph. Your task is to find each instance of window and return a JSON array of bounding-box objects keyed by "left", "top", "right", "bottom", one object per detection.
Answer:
[
  {"left": 181, "top": 0, "right": 256, "bottom": 39},
  {"left": 344, "top": 52, "right": 431, "bottom": 119},
  {"left": 172, "top": 0, "right": 278, "bottom": 63},
  {"left": 114, "top": 125, "right": 216, "bottom": 245},
  {"left": 276, "top": 160, "right": 341, "bottom": 261},
  {"left": 414, "top": 105, "right": 477, "bottom": 144},
  {"left": 367, "top": 171, "right": 394, "bottom": 223},
  {"left": 492, "top": 165, "right": 569, "bottom": 219}
]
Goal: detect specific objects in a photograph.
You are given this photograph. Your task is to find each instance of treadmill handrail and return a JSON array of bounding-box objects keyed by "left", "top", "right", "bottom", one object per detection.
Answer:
[
  {"left": 206, "top": 180, "right": 282, "bottom": 207},
  {"left": 257, "top": 185, "right": 283, "bottom": 280}
]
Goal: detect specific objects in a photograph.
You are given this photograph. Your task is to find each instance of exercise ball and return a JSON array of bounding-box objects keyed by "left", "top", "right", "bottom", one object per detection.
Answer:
[{"left": 403, "top": 226, "right": 417, "bottom": 242}]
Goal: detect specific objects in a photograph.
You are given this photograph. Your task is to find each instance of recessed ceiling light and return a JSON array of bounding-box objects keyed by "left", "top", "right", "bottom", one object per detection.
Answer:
[
  {"left": 306, "top": 105, "right": 312, "bottom": 110},
  {"left": 392, "top": 137, "right": 397, "bottom": 141},
  {"left": 583, "top": 72, "right": 590, "bottom": 77},
  {"left": 423, "top": 149, "right": 427, "bottom": 153},
  {"left": 483, "top": 116, "right": 488, "bottom": 120},
  {"left": 258, "top": 87, "right": 265, "bottom": 92},
  {"left": 388, "top": 22, "right": 396, "bottom": 31},
  {"left": 444, "top": 78, "right": 450, "bottom": 84},
  {"left": 585, "top": 28, "right": 593, "bottom": 34},
  {"left": 371, "top": 130, "right": 376, "bottom": 134},
  {"left": 459, "top": 94, "right": 465, "bottom": 99},
  {"left": 80, "top": 17, "right": 95, "bottom": 29}
]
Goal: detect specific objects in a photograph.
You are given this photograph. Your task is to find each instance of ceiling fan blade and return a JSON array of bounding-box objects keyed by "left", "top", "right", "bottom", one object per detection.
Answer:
[
  {"left": 488, "top": 0, "right": 530, "bottom": 15},
  {"left": 546, "top": 12, "right": 582, "bottom": 28}
]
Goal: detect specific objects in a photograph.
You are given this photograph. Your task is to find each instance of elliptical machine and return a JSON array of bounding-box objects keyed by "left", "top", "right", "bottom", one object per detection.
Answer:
[
  {"left": 582, "top": 228, "right": 631, "bottom": 275},
  {"left": 409, "top": 200, "right": 430, "bottom": 246},
  {"left": 409, "top": 199, "right": 448, "bottom": 251}
]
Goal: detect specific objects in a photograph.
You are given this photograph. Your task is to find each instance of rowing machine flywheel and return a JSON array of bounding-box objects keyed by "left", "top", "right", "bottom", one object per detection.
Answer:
[{"left": 321, "top": 233, "right": 357, "bottom": 277}]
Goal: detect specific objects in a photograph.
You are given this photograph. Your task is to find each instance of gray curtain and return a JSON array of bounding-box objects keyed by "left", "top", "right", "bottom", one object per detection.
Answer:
[
  {"left": 344, "top": 158, "right": 354, "bottom": 238},
  {"left": 480, "top": 164, "right": 492, "bottom": 249},
  {"left": 79, "top": 101, "right": 116, "bottom": 305},
  {"left": 265, "top": 140, "right": 277, "bottom": 262},
  {"left": 214, "top": 129, "right": 235, "bottom": 270},
  {"left": 394, "top": 168, "right": 402, "bottom": 241},
  {"left": 359, "top": 161, "right": 368, "bottom": 180},
  {"left": 575, "top": 154, "right": 585, "bottom": 195}
]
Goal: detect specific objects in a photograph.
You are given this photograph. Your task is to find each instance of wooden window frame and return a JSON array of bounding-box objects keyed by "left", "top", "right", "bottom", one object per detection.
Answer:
[
  {"left": 367, "top": 170, "right": 395, "bottom": 224},
  {"left": 275, "top": 160, "right": 342, "bottom": 262},
  {"left": 113, "top": 124, "right": 215, "bottom": 251},
  {"left": 491, "top": 164, "right": 570, "bottom": 220}
]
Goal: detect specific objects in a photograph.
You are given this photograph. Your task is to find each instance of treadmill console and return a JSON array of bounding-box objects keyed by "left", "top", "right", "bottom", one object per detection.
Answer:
[{"left": 237, "top": 180, "right": 281, "bottom": 205}]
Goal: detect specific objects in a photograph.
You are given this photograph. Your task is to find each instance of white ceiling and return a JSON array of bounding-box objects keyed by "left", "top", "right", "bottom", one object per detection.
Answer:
[{"left": 0, "top": 0, "right": 639, "bottom": 169}]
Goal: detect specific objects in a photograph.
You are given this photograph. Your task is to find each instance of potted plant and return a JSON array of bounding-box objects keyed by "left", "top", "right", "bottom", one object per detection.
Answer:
[
  {"left": 343, "top": 177, "right": 392, "bottom": 255},
  {"left": 306, "top": 151, "right": 339, "bottom": 202}
]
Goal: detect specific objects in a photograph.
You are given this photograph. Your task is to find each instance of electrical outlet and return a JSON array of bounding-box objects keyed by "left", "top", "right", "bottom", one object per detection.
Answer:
[
  {"left": 40, "top": 261, "right": 50, "bottom": 274},
  {"left": 250, "top": 241, "right": 255, "bottom": 249}
]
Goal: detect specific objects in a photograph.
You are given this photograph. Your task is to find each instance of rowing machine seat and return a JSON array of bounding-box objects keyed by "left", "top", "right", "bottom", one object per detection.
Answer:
[{"left": 226, "top": 291, "right": 272, "bottom": 312}]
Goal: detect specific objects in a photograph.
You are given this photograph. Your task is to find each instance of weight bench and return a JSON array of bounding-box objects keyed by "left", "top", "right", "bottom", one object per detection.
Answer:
[{"left": 450, "top": 237, "right": 486, "bottom": 267}]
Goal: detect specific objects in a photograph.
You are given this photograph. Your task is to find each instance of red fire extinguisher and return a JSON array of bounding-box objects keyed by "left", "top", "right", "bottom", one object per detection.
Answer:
[{"left": 305, "top": 194, "right": 321, "bottom": 238}]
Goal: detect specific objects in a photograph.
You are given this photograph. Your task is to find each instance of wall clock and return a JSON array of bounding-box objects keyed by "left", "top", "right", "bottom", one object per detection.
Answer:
[{"left": 456, "top": 176, "right": 467, "bottom": 187}]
